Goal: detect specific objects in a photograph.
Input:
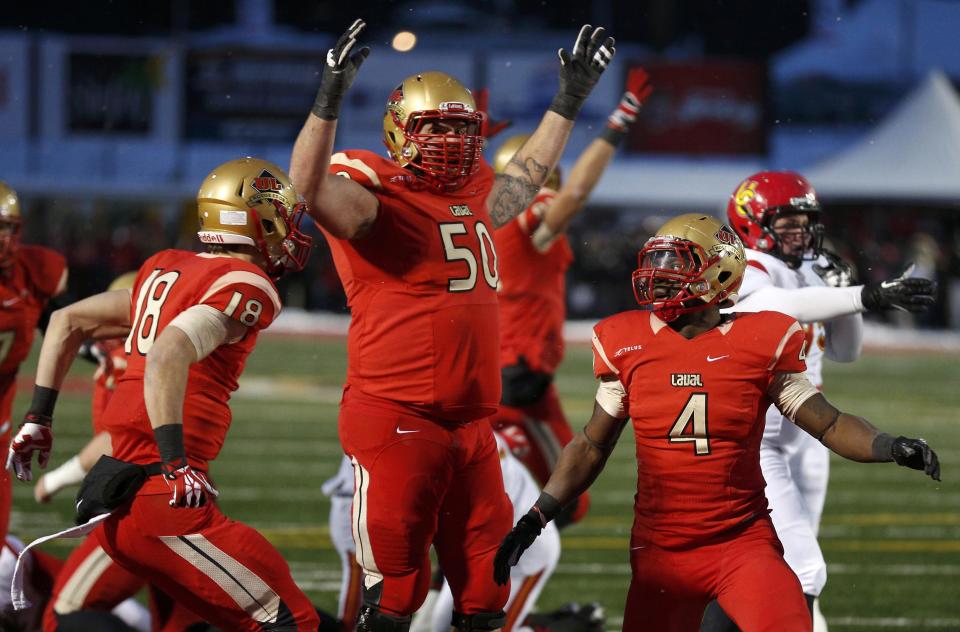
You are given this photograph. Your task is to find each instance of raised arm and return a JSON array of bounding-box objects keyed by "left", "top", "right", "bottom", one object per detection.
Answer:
[
  {"left": 539, "top": 68, "right": 652, "bottom": 239},
  {"left": 289, "top": 19, "right": 378, "bottom": 240},
  {"left": 487, "top": 25, "right": 615, "bottom": 227},
  {"left": 6, "top": 289, "right": 131, "bottom": 481}
]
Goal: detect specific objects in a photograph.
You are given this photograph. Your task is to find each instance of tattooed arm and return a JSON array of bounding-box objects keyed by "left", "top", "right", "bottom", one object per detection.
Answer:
[{"left": 486, "top": 111, "right": 575, "bottom": 227}]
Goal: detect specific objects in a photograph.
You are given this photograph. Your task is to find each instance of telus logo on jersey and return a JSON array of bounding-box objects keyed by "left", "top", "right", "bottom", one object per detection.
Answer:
[
  {"left": 449, "top": 205, "right": 473, "bottom": 217},
  {"left": 671, "top": 373, "right": 704, "bottom": 387},
  {"left": 613, "top": 344, "right": 642, "bottom": 358}
]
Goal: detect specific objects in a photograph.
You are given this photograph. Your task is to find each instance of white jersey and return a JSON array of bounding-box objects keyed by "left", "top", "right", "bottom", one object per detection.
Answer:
[{"left": 737, "top": 249, "right": 827, "bottom": 386}]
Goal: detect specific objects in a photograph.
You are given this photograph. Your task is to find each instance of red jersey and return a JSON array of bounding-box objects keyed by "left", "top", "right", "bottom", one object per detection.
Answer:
[
  {"left": 494, "top": 190, "right": 573, "bottom": 375},
  {"left": 103, "top": 250, "right": 280, "bottom": 472},
  {"left": 325, "top": 150, "right": 500, "bottom": 421},
  {"left": 90, "top": 339, "right": 126, "bottom": 434},
  {"left": 592, "top": 310, "right": 807, "bottom": 549},
  {"left": 0, "top": 245, "right": 66, "bottom": 423}
]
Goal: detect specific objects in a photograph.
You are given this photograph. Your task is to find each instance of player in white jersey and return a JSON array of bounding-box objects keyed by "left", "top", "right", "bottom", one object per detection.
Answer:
[
  {"left": 324, "top": 434, "right": 594, "bottom": 632},
  {"left": 699, "top": 171, "right": 937, "bottom": 632}
]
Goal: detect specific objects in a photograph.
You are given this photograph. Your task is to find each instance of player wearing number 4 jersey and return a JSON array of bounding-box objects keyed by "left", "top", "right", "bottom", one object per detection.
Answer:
[
  {"left": 290, "top": 17, "right": 614, "bottom": 632},
  {"left": 493, "top": 214, "right": 941, "bottom": 632},
  {"left": 7, "top": 158, "right": 319, "bottom": 631}
]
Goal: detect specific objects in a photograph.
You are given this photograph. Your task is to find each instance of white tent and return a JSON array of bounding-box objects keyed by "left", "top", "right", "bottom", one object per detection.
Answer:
[{"left": 805, "top": 70, "right": 960, "bottom": 201}]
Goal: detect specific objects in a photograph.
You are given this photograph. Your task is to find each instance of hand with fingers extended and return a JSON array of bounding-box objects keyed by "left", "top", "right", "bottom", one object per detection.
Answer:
[
  {"left": 312, "top": 18, "right": 371, "bottom": 120},
  {"left": 603, "top": 67, "right": 653, "bottom": 144},
  {"left": 6, "top": 414, "right": 54, "bottom": 482},
  {"left": 812, "top": 249, "right": 856, "bottom": 288},
  {"left": 550, "top": 25, "right": 616, "bottom": 120},
  {"left": 161, "top": 457, "right": 219, "bottom": 508},
  {"left": 861, "top": 264, "right": 937, "bottom": 312}
]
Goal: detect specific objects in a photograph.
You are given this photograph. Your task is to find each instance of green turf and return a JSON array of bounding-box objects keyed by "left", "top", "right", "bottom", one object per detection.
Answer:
[{"left": 9, "top": 337, "right": 959, "bottom": 630}]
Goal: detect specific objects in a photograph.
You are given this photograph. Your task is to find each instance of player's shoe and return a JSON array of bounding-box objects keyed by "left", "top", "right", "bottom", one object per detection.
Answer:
[{"left": 524, "top": 602, "right": 606, "bottom": 632}]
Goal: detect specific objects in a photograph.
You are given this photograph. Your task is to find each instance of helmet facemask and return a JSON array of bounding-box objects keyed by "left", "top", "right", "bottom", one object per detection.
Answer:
[
  {"left": 762, "top": 207, "right": 824, "bottom": 269},
  {"left": 389, "top": 107, "right": 484, "bottom": 191},
  {"left": 253, "top": 199, "right": 312, "bottom": 280}
]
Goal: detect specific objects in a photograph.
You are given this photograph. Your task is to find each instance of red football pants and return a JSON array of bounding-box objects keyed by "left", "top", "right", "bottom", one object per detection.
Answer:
[
  {"left": 623, "top": 517, "right": 811, "bottom": 632},
  {"left": 339, "top": 388, "right": 512, "bottom": 618},
  {"left": 43, "top": 527, "right": 202, "bottom": 632},
  {"left": 95, "top": 489, "right": 319, "bottom": 632},
  {"left": 490, "top": 383, "right": 590, "bottom": 524}
]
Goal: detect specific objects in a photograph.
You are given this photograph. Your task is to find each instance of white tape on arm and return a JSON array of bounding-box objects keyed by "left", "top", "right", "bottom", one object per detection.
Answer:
[
  {"left": 768, "top": 372, "right": 819, "bottom": 421},
  {"left": 167, "top": 305, "right": 237, "bottom": 360},
  {"left": 595, "top": 379, "right": 629, "bottom": 419}
]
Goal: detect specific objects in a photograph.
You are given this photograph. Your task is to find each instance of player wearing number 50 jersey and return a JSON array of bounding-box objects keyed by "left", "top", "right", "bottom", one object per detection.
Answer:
[
  {"left": 7, "top": 158, "right": 320, "bottom": 631},
  {"left": 494, "top": 214, "right": 941, "bottom": 632},
  {"left": 289, "top": 18, "right": 614, "bottom": 632}
]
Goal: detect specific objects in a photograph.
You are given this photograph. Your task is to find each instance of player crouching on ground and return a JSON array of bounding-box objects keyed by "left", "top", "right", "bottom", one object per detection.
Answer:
[
  {"left": 494, "top": 214, "right": 940, "bottom": 632},
  {"left": 7, "top": 158, "right": 320, "bottom": 631}
]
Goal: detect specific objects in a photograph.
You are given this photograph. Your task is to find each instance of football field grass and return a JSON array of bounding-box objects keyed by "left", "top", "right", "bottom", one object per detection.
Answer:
[{"left": 10, "top": 335, "right": 959, "bottom": 631}]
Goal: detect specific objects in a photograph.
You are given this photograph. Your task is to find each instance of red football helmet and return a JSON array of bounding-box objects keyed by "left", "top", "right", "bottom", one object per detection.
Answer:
[{"left": 726, "top": 171, "right": 823, "bottom": 267}]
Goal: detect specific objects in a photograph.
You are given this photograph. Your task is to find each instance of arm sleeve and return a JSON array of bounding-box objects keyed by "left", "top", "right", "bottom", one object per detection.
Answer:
[
  {"left": 733, "top": 284, "right": 865, "bottom": 323},
  {"left": 767, "top": 372, "right": 819, "bottom": 422},
  {"left": 824, "top": 313, "right": 863, "bottom": 362}
]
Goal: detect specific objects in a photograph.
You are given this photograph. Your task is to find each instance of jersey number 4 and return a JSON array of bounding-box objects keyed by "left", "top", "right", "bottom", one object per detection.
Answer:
[
  {"left": 668, "top": 392, "right": 711, "bottom": 456},
  {"left": 439, "top": 222, "right": 499, "bottom": 292}
]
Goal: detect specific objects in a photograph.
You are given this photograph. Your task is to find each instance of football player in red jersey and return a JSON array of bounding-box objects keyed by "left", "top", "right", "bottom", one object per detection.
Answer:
[
  {"left": 0, "top": 181, "right": 68, "bottom": 543},
  {"left": 289, "top": 18, "right": 614, "bottom": 632},
  {"left": 7, "top": 158, "right": 320, "bottom": 631},
  {"left": 490, "top": 68, "right": 653, "bottom": 527},
  {"left": 494, "top": 214, "right": 941, "bottom": 632}
]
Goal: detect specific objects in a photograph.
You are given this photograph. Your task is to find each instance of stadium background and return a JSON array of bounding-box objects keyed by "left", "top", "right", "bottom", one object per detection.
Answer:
[{"left": 2, "top": 0, "right": 959, "bottom": 630}]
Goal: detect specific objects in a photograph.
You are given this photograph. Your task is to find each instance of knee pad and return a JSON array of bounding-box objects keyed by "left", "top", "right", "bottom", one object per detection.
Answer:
[
  {"left": 356, "top": 605, "right": 411, "bottom": 632},
  {"left": 451, "top": 610, "right": 507, "bottom": 631}
]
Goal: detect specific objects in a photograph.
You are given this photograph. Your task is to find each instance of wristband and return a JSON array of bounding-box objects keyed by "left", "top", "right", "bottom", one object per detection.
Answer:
[
  {"left": 153, "top": 423, "right": 186, "bottom": 463},
  {"left": 312, "top": 88, "right": 342, "bottom": 121},
  {"left": 548, "top": 93, "right": 583, "bottom": 120},
  {"left": 27, "top": 386, "right": 59, "bottom": 420},
  {"left": 40, "top": 455, "right": 87, "bottom": 496},
  {"left": 871, "top": 432, "right": 895, "bottom": 462},
  {"left": 532, "top": 492, "right": 563, "bottom": 526},
  {"left": 600, "top": 126, "right": 628, "bottom": 147}
]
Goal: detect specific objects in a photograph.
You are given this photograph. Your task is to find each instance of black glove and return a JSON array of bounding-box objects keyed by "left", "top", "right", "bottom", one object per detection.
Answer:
[
  {"left": 501, "top": 357, "right": 552, "bottom": 408},
  {"left": 311, "top": 19, "right": 371, "bottom": 120},
  {"left": 493, "top": 512, "right": 543, "bottom": 585},
  {"left": 891, "top": 436, "right": 941, "bottom": 481},
  {"left": 861, "top": 265, "right": 936, "bottom": 313},
  {"left": 812, "top": 250, "right": 856, "bottom": 288},
  {"left": 549, "top": 25, "right": 616, "bottom": 120}
]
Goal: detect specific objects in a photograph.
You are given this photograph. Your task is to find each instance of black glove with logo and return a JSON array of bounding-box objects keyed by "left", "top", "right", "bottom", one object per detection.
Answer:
[
  {"left": 312, "top": 19, "right": 371, "bottom": 120},
  {"left": 549, "top": 25, "right": 616, "bottom": 120},
  {"left": 812, "top": 250, "right": 856, "bottom": 288},
  {"left": 874, "top": 433, "right": 941, "bottom": 481},
  {"left": 861, "top": 265, "right": 936, "bottom": 313}
]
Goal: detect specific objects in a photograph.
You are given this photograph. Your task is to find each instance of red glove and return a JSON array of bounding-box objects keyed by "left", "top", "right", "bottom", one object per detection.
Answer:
[
  {"left": 162, "top": 457, "right": 219, "bottom": 508},
  {"left": 607, "top": 67, "right": 654, "bottom": 134},
  {"left": 6, "top": 414, "right": 54, "bottom": 482}
]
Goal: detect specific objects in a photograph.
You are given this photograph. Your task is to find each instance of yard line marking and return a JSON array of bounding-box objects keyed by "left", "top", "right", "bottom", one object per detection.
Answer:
[{"left": 828, "top": 617, "right": 960, "bottom": 628}]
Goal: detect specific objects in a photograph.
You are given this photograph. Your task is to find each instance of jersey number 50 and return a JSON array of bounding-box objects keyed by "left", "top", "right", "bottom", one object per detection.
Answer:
[{"left": 439, "top": 222, "right": 498, "bottom": 292}]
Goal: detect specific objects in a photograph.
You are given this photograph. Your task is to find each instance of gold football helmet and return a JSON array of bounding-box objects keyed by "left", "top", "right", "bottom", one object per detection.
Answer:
[
  {"left": 0, "top": 181, "right": 22, "bottom": 262},
  {"left": 632, "top": 213, "right": 745, "bottom": 321},
  {"left": 196, "top": 158, "right": 312, "bottom": 279},
  {"left": 382, "top": 71, "right": 485, "bottom": 190},
  {"left": 107, "top": 271, "right": 138, "bottom": 292},
  {"left": 492, "top": 134, "right": 561, "bottom": 190}
]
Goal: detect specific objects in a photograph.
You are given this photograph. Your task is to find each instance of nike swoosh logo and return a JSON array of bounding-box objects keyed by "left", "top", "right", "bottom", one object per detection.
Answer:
[
  {"left": 706, "top": 355, "right": 729, "bottom": 362},
  {"left": 2, "top": 298, "right": 21, "bottom": 308},
  {"left": 76, "top": 499, "right": 84, "bottom": 512},
  {"left": 630, "top": 545, "right": 647, "bottom": 550},
  {"left": 396, "top": 427, "right": 420, "bottom": 434},
  {"left": 880, "top": 280, "right": 898, "bottom": 289}
]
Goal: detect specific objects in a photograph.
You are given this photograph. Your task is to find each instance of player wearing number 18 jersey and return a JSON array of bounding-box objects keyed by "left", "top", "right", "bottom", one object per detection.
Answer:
[
  {"left": 7, "top": 158, "right": 319, "bottom": 631},
  {"left": 494, "top": 214, "right": 941, "bottom": 632}
]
